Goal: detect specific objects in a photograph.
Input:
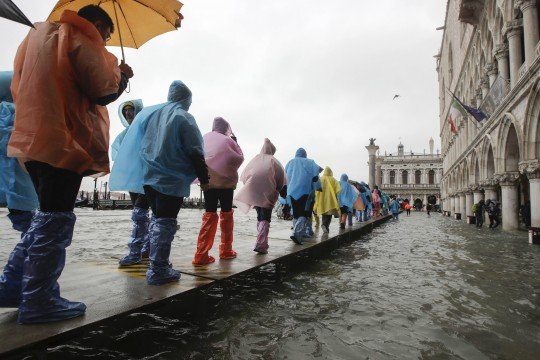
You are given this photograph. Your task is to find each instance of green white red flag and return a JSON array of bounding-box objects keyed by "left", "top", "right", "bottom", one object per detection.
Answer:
[{"left": 448, "top": 98, "right": 467, "bottom": 134}]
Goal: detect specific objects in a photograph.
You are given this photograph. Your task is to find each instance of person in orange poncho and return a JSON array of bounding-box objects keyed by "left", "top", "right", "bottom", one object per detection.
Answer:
[{"left": 3, "top": 5, "right": 133, "bottom": 325}]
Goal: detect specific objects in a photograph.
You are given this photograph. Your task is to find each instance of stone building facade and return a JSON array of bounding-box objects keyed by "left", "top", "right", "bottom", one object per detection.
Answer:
[
  {"left": 437, "top": 0, "right": 540, "bottom": 236},
  {"left": 373, "top": 140, "right": 443, "bottom": 207}
]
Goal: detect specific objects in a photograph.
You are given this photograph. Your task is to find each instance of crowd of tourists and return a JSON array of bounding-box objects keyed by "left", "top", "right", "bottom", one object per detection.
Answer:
[{"left": 0, "top": 6, "right": 403, "bottom": 325}]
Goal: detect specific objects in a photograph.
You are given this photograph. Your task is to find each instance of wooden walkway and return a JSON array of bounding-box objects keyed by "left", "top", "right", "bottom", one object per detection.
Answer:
[{"left": 0, "top": 214, "right": 391, "bottom": 356}]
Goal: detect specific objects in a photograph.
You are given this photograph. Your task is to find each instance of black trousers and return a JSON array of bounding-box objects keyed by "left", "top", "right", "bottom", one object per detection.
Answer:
[
  {"left": 204, "top": 189, "right": 233, "bottom": 212},
  {"left": 25, "top": 161, "right": 82, "bottom": 212},
  {"left": 322, "top": 215, "right": 332, "bottom": 228},
  {"left": 129, "top": 192, "right": 150, "bottom": 210},
  {"left": 143, "top": 186, "right": 183, "bottom": 218},
  {"left": 290, "top": 195, "right": 309, "bottom": 219},
  {"left": 255, "top": 207, "right": 272, "bottom": 222}
]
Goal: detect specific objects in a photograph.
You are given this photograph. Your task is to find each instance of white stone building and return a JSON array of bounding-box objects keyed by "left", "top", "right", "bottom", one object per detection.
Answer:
[
  {"left": 437, "top": 0, "right": 539, "bottom": 235},
  {"left": 374, "top": 140, "right": 443, "bottom": 208}
]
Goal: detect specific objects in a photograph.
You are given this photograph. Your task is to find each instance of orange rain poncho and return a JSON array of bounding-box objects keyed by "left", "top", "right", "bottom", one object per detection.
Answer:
[{"left": 8, "top": 10, "right": 121, "bottom": 175}]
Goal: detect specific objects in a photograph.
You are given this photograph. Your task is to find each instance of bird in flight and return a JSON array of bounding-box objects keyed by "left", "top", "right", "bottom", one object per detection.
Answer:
[{"left": 393, "top": 94, "right": 400, "bottom": 100}]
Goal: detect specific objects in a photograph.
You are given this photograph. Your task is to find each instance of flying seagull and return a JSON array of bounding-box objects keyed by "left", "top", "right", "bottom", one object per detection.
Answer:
[{"left": 392, "top": 94, "right": 400, "bottom": 100}]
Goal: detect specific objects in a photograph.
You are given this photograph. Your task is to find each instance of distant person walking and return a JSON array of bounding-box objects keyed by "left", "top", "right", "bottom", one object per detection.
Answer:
[
  {"left": 474, "top": 199, "right": 485, "bottom": 228},
  {"left": 337, "top": 174, "right": 357, "bottom": 229},
  {"left": 389, "top": 196, "right": 400, "bottom": 220},
  {"left": 314, "top": 167, "right": 341, "bottom": 233},
  {"left": 233, "top": 138, "right": 287, "bottom": 254},
  {"left": 485, "top": 199, "right": 500, "bottom": 229},
  {"left": 371, "top": 186, "right": 382, "bottom": 218}
]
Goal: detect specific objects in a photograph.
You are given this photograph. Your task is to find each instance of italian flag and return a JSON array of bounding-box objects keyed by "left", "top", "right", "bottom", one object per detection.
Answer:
[{"left": 448, "top": 97, "right": 467, "bottom": 134}]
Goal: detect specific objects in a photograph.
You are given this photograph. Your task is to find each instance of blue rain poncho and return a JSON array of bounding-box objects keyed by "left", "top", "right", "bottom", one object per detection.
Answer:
[
  {"left": 285, "top": 148, "right": 321, "bottom": 200},
  {"left": 111, "top": 99, "right": 143, "bottom": 161},
  {"left": 109, "top": 81, "right": 204, "bottom": 198},
  {"left": 359, "top": 181, "right": 372, "bottom": 210},
  {"left": 0, "top": 71, "right": 38, "bottom": 211},
  {"left": 338, "top": 174, "right": 358, "bottom": 209}
]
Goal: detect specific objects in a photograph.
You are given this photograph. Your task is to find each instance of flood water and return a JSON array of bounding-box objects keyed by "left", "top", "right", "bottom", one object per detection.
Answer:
[{"left": 1, "top": 210, "right": 539, "bottom": 359}]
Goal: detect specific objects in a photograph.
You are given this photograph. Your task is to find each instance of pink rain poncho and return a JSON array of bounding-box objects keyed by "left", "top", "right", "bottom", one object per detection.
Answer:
[
  {"left": 234, "top": 138, "right": 287, "bottom": 213},
  {"left": 203, "top": 117, "right": 244, "bottom": 189}
]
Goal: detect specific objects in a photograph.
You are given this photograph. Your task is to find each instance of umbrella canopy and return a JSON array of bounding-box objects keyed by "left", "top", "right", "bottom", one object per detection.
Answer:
[
  {"left": 48, "top": 0, "right": 182, "bottom": 58},
  {"left": 0, "top": 0, "right": 34, "bottom": 28}
]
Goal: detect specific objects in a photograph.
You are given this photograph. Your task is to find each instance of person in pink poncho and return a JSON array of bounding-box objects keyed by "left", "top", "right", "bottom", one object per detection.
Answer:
[
  {"left": 193, "top": 117, "right": 244, "bottom": 265},
  {"left": 234, "top": 138, "right": 287, "bottom": 254}
]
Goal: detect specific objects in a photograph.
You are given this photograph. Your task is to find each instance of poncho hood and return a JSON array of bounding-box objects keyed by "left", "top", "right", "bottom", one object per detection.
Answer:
[
  {"left": 295, "top": 148, "right": 307, "bottom": 158},
  {"left": 168, "top": 80, "right": 192, "bottom": 110},
  {"left": 323, "top": 166, "right": 333, "bottom": 176},
  {"left": 261, "top": 138, "right": 276, "bottom": 155},
  {"left": 118, "top": 99, "right": 143, "bottom": 128},
  {"left": 212, "top": 117, "right": 232, "bottom": 136}
]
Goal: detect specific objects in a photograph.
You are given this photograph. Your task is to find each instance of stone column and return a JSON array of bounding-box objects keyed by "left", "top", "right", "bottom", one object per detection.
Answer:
[
  {"left": 366, "top": 141, "right": 379, "bottom": 189},
  {"left": 465, "top": 191, "right": 473, "bottom": 219},
  {"left": 481, "top": 77, "right": 490, "bottom": 98},
  {"left": 486, "top": 63, "right": 498, "bottom": 86},
  {"left": 499, "top": 173, "right": 521, "bottom": 231},
  {"left": 473, "top": 190, "right": 484, "bottom": 204},
  {"left": 506, "top": 19, "right": 524, "bottom": 88},
  {"left": 375, "top": 164, "right": 382, "bottom": 186},
  {"left": 459, "top": 193, "right": 466, "bottom": 220},
  {"left": 484, "top": 186, "right": 498, "bottom": 202},
  {"left": 494, "top": 43, "right": 510, "bottom": 82},
  {"left": 517, "top": 0, "right": 540, "bottom": 65},
  {"left": 423, "top": 194, "right": 428, "bottom": 208},
  {"left": 530, "top": 175, "right": 540, "bottom": 228},
  {"left": 450, "top": 196, "right": 455, "bottom": 215}
]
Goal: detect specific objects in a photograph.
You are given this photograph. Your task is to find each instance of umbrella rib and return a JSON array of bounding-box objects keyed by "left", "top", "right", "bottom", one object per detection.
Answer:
[
  {"left": 116, "top": 1, "right": 138, "bottom": 48},
  {"left": 131, "top": 0, "right": 177, "bottom": 28}
]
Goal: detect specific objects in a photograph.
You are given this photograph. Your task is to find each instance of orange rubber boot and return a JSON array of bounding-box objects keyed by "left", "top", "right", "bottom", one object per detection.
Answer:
[
  {"left": 219, "top": 210, "right": 237, "bottom": 259},
  {"left": 192, "top": 212, "right": 218, "bottom": 265}
]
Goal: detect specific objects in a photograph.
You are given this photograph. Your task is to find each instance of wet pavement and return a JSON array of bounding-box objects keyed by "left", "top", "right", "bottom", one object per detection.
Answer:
[{"left": 2, "top": 210, "right": 539, "bottom": 359}]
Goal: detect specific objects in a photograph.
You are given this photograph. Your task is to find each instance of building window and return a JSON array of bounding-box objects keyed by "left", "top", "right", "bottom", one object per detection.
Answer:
[
  {"left": 415, "top": 170, "right": 421, "bottom": 184},
  {"left": 429, "top": 170, "right": 435, "bottom": 185},
  {"left": 402, "top": 171, "right": 408, "bottom": 185},
  {"left": 390, "top": 170, "right": 395, "bottom": 185}
]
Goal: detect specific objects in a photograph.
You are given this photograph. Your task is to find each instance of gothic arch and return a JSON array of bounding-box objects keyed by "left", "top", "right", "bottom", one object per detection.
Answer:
[
  {"left": 497, "top": 113, "right": 524, "bottom": 172},
  {"left": 522, "top": 78, "right": 540, "bottom": 160}
]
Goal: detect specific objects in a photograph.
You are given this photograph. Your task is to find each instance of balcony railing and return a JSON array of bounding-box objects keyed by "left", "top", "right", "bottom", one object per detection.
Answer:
[{"left": 381, "top": 184, "right": 439, "bottom": 189}]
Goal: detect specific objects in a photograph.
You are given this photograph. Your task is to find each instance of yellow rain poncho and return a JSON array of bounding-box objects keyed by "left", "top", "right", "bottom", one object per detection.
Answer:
[{"left": 314, "top": 167, "right": 341, "bottom": 216}]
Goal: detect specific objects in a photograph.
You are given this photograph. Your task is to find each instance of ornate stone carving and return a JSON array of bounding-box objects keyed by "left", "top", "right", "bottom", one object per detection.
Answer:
[
  {"left": 485, "top": 62, "right": 498, "bottom": 76},
  {"left": 494, "top": 43, "right": 509, "bottom": 60},
  {"left": 495, "top": 172, "right": 521, "bottom": 185},
  {"left": 458, "top": 0, "right": 485, "bottom": 25},
  {"left": 504, "top": 19, "right": 523, "bottom": 38},
  {"left": 519, "top": 160, "right": 540, "bottom": 178},
  {"left": 479, "top": 178, "right": 499, "bottom": 187},
  {"left": 516, "top": 0, "right": 538, "bottom": 12}
]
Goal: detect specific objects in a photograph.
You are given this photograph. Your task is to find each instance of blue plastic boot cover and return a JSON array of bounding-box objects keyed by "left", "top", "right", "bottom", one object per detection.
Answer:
[
  {"left": 0, "top": 211, "right": 36, "bottom": 307},
  {"left": 146, "top": 217, "right": 181, "bottom": 285},
  {"left": 18, "top": 211, "right": 86, "bottom": 324},
  {"left": 347, "top": 213, "right": 353, "bottom": 226},
  {"left": 119, "top": 207, "right": 150, "bottom": 266},
  {"left": 7, "top": 210, "right": 34, "bottom": 234},
  {"left": 292, "top": 217, "right": 307, "bottom": 244},
  {"left": 303, "top": 218, "right": 314, "bottom": 237}
]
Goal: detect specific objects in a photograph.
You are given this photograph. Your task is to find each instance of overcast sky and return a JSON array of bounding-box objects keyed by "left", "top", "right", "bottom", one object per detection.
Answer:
[{"left": 1, "top": 1, "right": 446, "bottom": 192}]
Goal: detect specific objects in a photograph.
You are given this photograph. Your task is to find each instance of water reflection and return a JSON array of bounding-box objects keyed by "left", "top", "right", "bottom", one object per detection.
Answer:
[{"left": 13, "top": 213, "right": 540, "bottom": 359}]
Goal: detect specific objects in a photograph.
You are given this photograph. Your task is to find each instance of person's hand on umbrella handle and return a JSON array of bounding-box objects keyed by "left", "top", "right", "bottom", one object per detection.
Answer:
[{"left": 119, "top": 60, "right": 134, "bottom": 79}]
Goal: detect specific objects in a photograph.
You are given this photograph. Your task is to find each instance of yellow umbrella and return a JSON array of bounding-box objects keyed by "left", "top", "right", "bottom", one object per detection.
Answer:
[{"left": 48, "top": 0, "right": 183, "bottom": 60}]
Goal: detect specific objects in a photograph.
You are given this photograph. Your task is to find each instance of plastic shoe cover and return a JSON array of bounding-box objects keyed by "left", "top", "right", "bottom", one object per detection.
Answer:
[
  {"left": 193, "top": 212, "right": 218, "bottom": 265},
  {"left": 303, "top": 218, "right": 314, "bottom": 238},
  {"left": 347, "top": 213, "right": 353, "bottom": 226},
  {"left": 291, "top": 217, "right": 306, "bottom": 245},
  {"left": 141, "top": 240, "right": 150, "bottom": 259},
  {"left": 7, "top": 211, "right": 34, "bottom": 234},
  {"left": 18, "top": 211, "right": 87, "bottom": 324},
  {"left": 119, "top": 207, "right": 150, "bottom": 266},
  {"left": 219, "top": 211, "right": 237, "bottom": 259},
  {"left": 0, "top": 211, "right": 35, "bottom": 307},
  {"left": 146, "top": 217, "right": 181, "bottom": 285},
  {"left": 254, "top": 220, "right": 270, "bottom": 254}
]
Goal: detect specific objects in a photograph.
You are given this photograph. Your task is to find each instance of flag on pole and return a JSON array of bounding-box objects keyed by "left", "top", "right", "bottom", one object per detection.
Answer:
[
  {"left": 449, "top": 91, "right": 487, "bottom": 122},
  {"left": 448, "top": 97, "right": 466, "bottom": 134},
  {"left": 448, "top": 117, "right": 457, "bottom": 134}
]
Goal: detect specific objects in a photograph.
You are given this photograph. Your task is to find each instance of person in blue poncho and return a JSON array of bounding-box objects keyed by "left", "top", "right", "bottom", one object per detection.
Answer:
[
  {"left": 359, "top": 181, "right": 372, "bottom": 221},
  {"left": 0, "top": 71, "right": 39, "bottom": 308},
  {"left": 389, "top": 195, "right": 400, "bottom": 220},
  {"left": 338, "top": 174, "right": 357, "bottom": 229},
  {"left": 285, "top": 148, "right": 322, "bottom": 245},
  {"left": 111, "top": 99, "right": 153, "bottom": 267},
  {"left": 110, "top": 80, "right": 209, "bottom": 285}
]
